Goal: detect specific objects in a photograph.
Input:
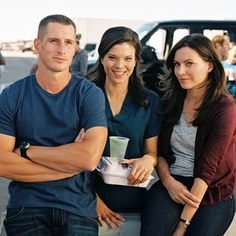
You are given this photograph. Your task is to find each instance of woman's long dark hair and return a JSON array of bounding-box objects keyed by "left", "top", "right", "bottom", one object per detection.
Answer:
[
  {"left": 87, "top": 26, "right": 148, "bottom": 107},
  {"left": 162, "top": 34, "right": 228, "bottom": 126}
]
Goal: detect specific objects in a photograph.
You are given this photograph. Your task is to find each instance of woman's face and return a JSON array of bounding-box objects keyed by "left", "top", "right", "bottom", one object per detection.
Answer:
[
  {"left": 101, "top": 42, "right": 136, "bottom": 86},
  {"left": 174, "top": 47, "right": 213, "bottom": 91}
]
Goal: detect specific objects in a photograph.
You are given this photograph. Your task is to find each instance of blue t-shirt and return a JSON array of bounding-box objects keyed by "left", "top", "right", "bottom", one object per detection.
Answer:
[
  {"left": 0, "top": 73, "right": 106, "bottom": 217},
  {"left": 222, "top": 61, "right": 236, "bottom": 99},
  {"left": 96, "top": 89, "right": 163, "bottom": 212}
]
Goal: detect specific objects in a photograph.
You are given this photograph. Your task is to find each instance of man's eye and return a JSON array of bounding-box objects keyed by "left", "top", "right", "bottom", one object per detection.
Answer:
[{"left": 66, "top": 41, "right": 73, "bottom": 45}]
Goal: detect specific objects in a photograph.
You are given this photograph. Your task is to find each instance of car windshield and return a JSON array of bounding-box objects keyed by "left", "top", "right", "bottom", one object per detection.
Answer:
[{"left": 135, "top": 21, "right": 159, "bottom": 40}]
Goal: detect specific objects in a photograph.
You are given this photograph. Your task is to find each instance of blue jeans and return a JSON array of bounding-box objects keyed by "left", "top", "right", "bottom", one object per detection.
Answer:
[
  {"left": 140, "top": 179, "right": 235, "bottom": 236},
  {"left": 4, "top": 207, "right": 98, "bottom": 236}
]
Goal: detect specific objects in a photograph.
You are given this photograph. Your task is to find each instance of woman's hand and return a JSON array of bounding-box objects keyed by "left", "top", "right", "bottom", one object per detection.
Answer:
[
  {"left": 121, "top": 154, "right": 155, "bottom": 185},
  {"left": 96, "top": 195, "right": 125, "bottom": 228},
  {"left": 164, "top": 176, "right": 199, "bottom": 207}
]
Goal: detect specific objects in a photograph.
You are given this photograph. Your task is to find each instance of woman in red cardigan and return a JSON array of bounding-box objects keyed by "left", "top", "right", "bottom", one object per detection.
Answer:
[{"left": 141, "top": 34, "right": 236, "bottom": 236}]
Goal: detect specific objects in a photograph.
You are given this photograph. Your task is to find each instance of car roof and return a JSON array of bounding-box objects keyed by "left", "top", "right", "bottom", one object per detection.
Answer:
[
  {"left": 150, "top": 19, "right": 236, "bottom": 26},
  {"left": 140, "top": 19, "right": 236, "bottom": 44}
]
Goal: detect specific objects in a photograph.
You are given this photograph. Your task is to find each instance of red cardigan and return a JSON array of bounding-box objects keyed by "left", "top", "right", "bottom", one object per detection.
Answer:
[{"left": 158, "top": 95, "right": 236, "bottom": 205}]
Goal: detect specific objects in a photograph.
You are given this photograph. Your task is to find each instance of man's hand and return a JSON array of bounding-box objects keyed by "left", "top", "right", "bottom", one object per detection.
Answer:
[
  {"left": 14, "top": 148, "right": 20, "bottom": 156},
  {"left": 75, "top": 128, "right": 85, "bottom": 143}
]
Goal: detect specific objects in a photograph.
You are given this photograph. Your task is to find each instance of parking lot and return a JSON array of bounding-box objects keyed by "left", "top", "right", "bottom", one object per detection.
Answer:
[{"left": 0, "top": 51, "right": 36, "bottom": 85}]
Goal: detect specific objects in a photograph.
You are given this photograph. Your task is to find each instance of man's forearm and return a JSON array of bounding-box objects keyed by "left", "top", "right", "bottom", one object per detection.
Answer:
[
  {"left": 0, "top": 150, "right": 76, "bottom": 182},
  {"left": 28, "top": 141, "right": 101, "bottom": 172},
  {"left": 27, "top": 127, "right": 107, "bottom": 173}
]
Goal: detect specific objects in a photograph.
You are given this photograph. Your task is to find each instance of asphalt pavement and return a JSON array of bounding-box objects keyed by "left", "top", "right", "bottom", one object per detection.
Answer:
[
  {"left": 0, "top": 179, "right": 9, "bottom": 214},
  {"left": 0, "top": 51, "right": 36, "bottom": 85}
]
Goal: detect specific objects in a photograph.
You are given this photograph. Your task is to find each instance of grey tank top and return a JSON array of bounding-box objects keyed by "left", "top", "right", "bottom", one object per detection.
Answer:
[{"left": 169, "top": 112, "right": 197, "bottom": 177}]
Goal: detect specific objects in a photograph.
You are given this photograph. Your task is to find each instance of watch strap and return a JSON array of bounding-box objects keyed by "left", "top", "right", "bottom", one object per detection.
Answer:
[
  {"left": 20, "top": 142, "right": 31, "bottom": 160},
  {"left": 179, "top": 218, "right": 191, "bottom": 227},
  {"left": 20, "top": 148, "right": 30, "bottom": 160}
]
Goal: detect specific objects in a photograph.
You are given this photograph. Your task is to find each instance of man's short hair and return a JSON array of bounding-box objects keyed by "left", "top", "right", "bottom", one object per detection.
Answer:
[
  {"left": 37, "top": 14, "right": 76, "bottom": 40},
  {"left": 212, "top": 34, "right": 227, "bottom": 48}
]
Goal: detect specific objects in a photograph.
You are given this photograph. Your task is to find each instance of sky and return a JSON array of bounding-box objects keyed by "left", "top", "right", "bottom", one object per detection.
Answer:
[{"left": 0, "top": 0, "right": 235, "bottom": 42}]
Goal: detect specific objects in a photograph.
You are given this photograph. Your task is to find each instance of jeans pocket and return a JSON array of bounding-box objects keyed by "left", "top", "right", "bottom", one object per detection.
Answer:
[
  {"left": 81, "top": 216, "right": 99, "bottom": 226},
  {"left": 4, "top": 207, "right": 25, "bottom": 223}
]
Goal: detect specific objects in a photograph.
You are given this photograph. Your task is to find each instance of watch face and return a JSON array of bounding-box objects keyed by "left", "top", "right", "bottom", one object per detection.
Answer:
[{"left": 20, "top": 142, "right": 30, "bottom": 149}]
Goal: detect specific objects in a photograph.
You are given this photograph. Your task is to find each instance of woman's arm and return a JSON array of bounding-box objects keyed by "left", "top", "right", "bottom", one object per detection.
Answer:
[
  {"left": 173, "top": 178, "right": 208, "bottom": 236},
  {"left": 157, "top": 157, "right": 200, "bottom": 207},
  {"left": 173, "top": 101, "right": 235, "bottom": 235}
]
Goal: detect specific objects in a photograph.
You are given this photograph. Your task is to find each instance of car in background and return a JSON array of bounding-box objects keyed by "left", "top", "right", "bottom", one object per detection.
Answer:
[
  {"left": 138, "top": 20, "right": 236, "bottom": 60},
  {"left": 21, "top": 41, "right": 34, "bottom": 52},
  {"left": 88, "top": 20, "right": 236, "bottom": 95},
  {"left": 84, "top": 43, "right": 96, "bottom": 52},
  {"left": 1, "top": 42, "right": 21, "bottom": 51},
  {"left": 138, "top": 20, "right": 236, "bottom": 94}
]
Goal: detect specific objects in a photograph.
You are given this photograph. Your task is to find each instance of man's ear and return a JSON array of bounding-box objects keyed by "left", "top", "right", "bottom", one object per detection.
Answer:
[
  {"left": 34, "top": 38, "right": 40, "bottom": 54},
  {"left": 215, "top": 42, "right": 221, "bottom": 49}
]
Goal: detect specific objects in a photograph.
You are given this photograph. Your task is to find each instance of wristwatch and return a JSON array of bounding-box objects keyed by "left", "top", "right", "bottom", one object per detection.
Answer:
[
  {"left": 19, "top": 142, "right": 31, "bottom": 160},
  {"left": 179, "top": 218, "right": 191, "bottom": 227}
]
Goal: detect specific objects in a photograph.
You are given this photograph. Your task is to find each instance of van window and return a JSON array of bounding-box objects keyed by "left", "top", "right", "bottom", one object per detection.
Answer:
[
  {"left": 146, "top": 29, "right": 167, "bottom": 60},
  {"left": 203, "top": 29, "right": 226, "bottom": 40},
  {"left": 136, "top": 21, "right": 158, "bottom": 40},
  {"left": 172, "top": 29, "right": 190, "bottom": 47}
]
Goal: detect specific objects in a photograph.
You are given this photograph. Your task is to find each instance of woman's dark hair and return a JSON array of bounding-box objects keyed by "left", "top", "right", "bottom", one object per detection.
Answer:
[
  {"left": 87, "top": 26, "right": 148, "bottom": 107},
  {"left": 162, "top": 33, "right": 228, "bottom": 126}
]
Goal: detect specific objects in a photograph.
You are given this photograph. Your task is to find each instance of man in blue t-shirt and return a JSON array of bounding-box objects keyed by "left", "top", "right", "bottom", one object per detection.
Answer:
[
  {"left": 0, "top": 14, "right": 107, "bottom": 236},
  {"left": 70, "top": 34, "right": 88, "bottom": 77},
  {"left": 223, "top": 44, "right": 236, "bottom": 99}
]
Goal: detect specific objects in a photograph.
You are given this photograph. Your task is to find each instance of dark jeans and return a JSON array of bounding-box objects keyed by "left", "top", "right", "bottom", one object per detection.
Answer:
[
  {"left": 4, "top": 207, "right": 98, "bottom": 236},
  {"left": 140, "top": 179, "right": 235, "bottom": 236}
]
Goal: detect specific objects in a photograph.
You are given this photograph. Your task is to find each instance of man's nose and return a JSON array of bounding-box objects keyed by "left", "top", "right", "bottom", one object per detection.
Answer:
[{"left": 57, "top": 42, "right": 66, "bottom": 54}]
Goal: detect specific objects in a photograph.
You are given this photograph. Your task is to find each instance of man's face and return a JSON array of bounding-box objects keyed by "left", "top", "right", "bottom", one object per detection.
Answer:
[
  {"left": 34, "top": 22, "right": 76, "bottom": 73},
  {"left": 220, "top": 36, "right": 231, "bottom": 60},
  {"left": 228, "top": 45, "right": 236, "bottom": 64}
]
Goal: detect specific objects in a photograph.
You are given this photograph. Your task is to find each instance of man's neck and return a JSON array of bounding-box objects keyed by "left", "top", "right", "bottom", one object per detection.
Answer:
[{"left": 36, "top": 70, "right": 72, "bottom": 94}]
